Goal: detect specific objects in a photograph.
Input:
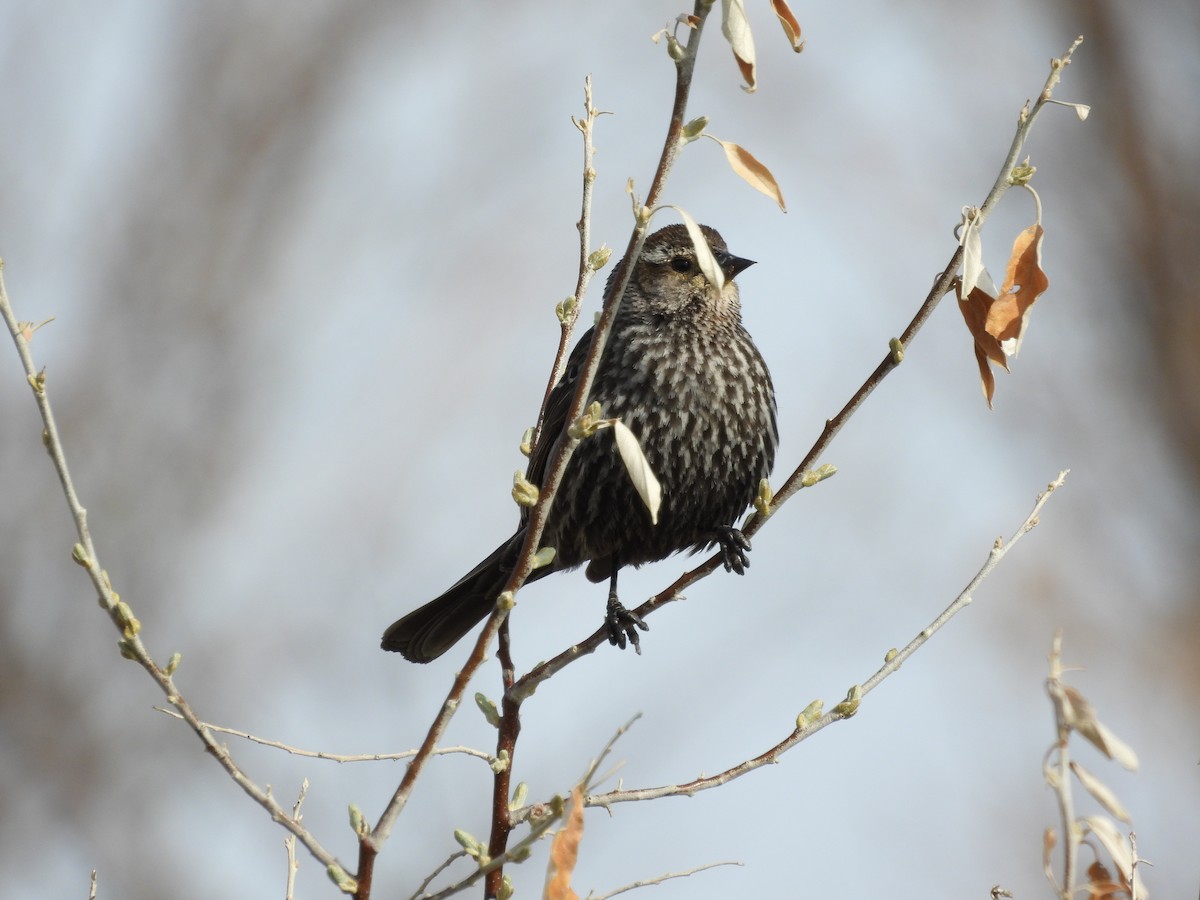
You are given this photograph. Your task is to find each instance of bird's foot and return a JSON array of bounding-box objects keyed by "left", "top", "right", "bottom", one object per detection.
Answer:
[
  {"left": 605, "top": 593, "right": 649, "bottom": 654},
  {"left": 713, "top": 526, "right": 752, "bottom": 575}
]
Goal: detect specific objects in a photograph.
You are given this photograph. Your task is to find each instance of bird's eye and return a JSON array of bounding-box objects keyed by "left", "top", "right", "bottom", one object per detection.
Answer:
[{"left": 670, "top": 257, "right": 692, "bottom": 273}]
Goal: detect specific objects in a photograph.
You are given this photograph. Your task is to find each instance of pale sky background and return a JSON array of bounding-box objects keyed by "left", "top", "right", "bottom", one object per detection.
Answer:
[{"left": 1, "top": 2, "right": 1197, "bottom": 898}]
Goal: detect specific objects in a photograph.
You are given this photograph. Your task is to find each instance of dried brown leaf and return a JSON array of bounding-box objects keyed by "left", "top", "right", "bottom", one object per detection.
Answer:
[
  {"left": 957, "top": 271, "right": 1008, "bottom": 407},
  {"left": 973, "top": 343, "right": 997, "bottom": 408},
  {"left": 985, "top": 224, "right": 1049, "bottom": 357},
  {"left": 770, "top": 0, "right": 805, "bottom": 51},
  {"left": 713, "top": 138, "right": 786, "bottom": 211},
  {"left": 1084, "top": 860, "right": 1126, "bottom": 900},
  {"left": 544, "top": 786, "right": 585, "bottom": 900}
]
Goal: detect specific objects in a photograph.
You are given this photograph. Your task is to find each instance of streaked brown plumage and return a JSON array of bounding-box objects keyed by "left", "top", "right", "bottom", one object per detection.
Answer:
[{"left": 382, "top": 224, "right": 778, "bottom": 662}]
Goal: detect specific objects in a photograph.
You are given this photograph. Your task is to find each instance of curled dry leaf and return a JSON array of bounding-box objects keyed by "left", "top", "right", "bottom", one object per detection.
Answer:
[
  {"left": 1085, "top": 861, "right": 1127, "bottom": 900},
  {"left": 712, "top": 137, "right": 786, "bottom": 211},
  {"left": 1060, "top": 684, "right": 1140, "bottom": 771},
  {"left": 956, "top": 221, "right": 1050, "bottom": 406},
  {"left": 771, "top": 0, "right": 805, "bottom": 51},
  {"left": 544, "top": 785, "right": 585, "bottom": 900},
  {"left": 721, "top": 0, "right": 757, "bottom": 91},
  {"left": 956, "top": 268, "right": 1008, "bottom": 408},
  {"left": 1070, "top": 761, "right": 1132, "bottom": 824},
  {"left": 986, "top": 224, "right": 1050, "bottom": 357},
  {"left": 612, "top": 421, "right": 663, "bottom": 525}
]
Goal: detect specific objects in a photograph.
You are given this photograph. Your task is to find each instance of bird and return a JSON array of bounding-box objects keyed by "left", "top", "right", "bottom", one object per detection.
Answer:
[{"left": 382, "top": 223, "right": 778, "bottom": 663}]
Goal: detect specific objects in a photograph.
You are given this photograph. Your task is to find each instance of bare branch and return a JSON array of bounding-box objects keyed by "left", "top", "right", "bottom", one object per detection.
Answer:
[
  {"left": 153, "top": 707, "right": 495, "bottom": 766},
  {"left": 534, "top": 75, "right": 609, "bottom": 449},
  {"left": 284, "top": 780, "right": 308, "bottom": 900},
  {"left": 0, "top": 264, "right": 351, "bottom": 885},
  {"left": 568, "top": 472, "right": 1069, "bottom": 808},
  {"left": 587, "top": 861, "right": 743, "bottom": 900}
]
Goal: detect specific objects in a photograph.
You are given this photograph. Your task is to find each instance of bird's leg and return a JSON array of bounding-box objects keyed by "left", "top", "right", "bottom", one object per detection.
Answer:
[
  {"left": 712, "top": 525, "right": 752, "bottom": 575},
  {"left": 604, "top": 567, "right": 648, "bottom": 653}
]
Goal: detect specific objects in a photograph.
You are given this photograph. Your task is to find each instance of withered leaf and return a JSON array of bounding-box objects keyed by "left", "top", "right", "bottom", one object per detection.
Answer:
[
  {"left": 957, "top": 270, "right": 1009, "bottom": 408},
  {"left": 1070, "top": 761, "right": 1132, "bottom": 824},
  {"left": 771, "top": 0, "right": 805, "bottom": 51},
  {"left": 721, "top": 0, "right": 757, "bottom": 91},
  {"left": 544, "top": 785, "right": 585, "bottom": 900},
  {"left": 713, "top": 138, "right": 786, "bottom": 211},
  {"left": 985, "top": 224, "right": 1049, "bottom": 357}
]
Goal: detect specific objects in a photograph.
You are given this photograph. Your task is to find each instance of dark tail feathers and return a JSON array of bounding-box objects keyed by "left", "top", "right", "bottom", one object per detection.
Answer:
[{"left": 382, "top": 532, "right": 531, "bottom": 663}]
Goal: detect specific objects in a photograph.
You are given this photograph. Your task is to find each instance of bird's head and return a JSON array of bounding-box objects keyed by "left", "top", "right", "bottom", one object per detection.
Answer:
[{"left": 623, "top": 224, "right": 755, "bottom": 321}]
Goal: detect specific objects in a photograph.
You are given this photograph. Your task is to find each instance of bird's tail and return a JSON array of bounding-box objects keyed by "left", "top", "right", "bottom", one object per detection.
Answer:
[{"left": 382, "top": 532, "right": 533, "bottom": 663}]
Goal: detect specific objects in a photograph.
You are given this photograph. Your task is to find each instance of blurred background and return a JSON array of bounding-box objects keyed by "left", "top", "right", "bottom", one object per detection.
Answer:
[{"left": 1, "top": 2, "right": 1196, "bottom": 897}]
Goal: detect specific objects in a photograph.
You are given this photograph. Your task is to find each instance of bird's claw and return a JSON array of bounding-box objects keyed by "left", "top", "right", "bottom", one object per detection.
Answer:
[
  {"left": 713, "top": 526, "right": 752, "bottom": 575},
  {"left": 605, "top": 593, "right": 649, "bottom": 654}
]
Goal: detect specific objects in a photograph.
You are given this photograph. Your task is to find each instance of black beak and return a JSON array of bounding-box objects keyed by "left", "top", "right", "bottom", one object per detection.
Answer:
[{"left": 718, "top": 251, "right": 756, "bottom": 280}]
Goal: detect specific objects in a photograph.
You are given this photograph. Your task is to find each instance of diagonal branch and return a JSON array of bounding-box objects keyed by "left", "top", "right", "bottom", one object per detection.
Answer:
[
  {"left": 0, "top": 265, "right": 351, "bottom": 885},
  {"left": 508, "top": 36, "right": 1087, "bottom": 702},
  {"left": 572, "top": 470, "right": 1069, "bottom": 809}
]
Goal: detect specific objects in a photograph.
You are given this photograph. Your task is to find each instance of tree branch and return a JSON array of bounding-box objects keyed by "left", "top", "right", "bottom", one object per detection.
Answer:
[{"left": 0, "top": 265, "right": 351, "bottom": 886}]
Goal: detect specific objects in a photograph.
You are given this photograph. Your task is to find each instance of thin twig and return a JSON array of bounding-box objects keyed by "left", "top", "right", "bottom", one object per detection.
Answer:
[
  {"left": 152, "top": 707, "right": 495, "bottom": 765},
  {"left": 533, "top": 75, "right": 607, "bottom": 448},
  {"left": 586, "top": 861, "right": 743, "bottom": 900},
  {"left": 418, "top": 715, "right": 643, "bottom": 898},
  {"left": 284, "top": 779, "right": 308, "bottom": 900},
  {"left": 1129, "top": 831, "right": 1144, "bottom": 898},
  {"left": 419, "top": 806, "right": 563, "bottom": 900},
  {"left": 408, "top": 850, "right": 469, "bottom": 900},
  {"left": 1046, "top": 630, "right": 1077, "bottom": 898},
  {"left": 0, "top": 265, "right": 350, "bottom": 883},
  {"left": 508, "top": 36, "right": 1088, "bottom": 702}
]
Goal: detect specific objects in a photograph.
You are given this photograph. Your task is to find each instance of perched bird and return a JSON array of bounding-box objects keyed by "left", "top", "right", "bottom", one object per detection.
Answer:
[{"left": 382, "top": 224, "right": 778, "bottom": 662}]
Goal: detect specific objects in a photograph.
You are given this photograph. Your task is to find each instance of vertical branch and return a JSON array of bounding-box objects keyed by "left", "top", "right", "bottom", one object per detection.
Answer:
[
  {"left": 1045, "top": 632, "right": 1078, "bottom": 899},
  {"left": 483, "top": 692, "right": 521, "bottom": 897},
  {"left": 481, "top": 8, "right": 717, "bottom": 891},
  {"left": 532, "top": 76, "right": 605, "bottom": 448}
]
